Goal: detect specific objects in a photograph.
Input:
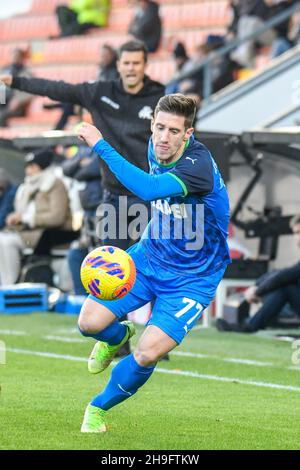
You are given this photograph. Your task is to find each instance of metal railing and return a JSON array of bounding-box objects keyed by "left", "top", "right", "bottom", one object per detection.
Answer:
[{"left": 167, "top": 2, "right": 300, "bottom": 103}]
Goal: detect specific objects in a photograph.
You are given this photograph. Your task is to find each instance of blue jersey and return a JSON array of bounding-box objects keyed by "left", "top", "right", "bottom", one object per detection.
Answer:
[{"left": 140, "top": 134, "right": 231, "bottom": 276}]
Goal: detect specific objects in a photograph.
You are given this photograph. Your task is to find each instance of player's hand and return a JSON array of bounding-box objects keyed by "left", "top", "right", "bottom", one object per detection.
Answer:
[
  {"left": 77, "top": 122, "right": 103, "bottom": 148},
  {"left": 0, "top": 75, "right": 13, "bottom": 87}
]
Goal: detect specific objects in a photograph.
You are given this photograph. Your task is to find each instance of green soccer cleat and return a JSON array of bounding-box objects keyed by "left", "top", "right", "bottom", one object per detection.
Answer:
[
  {"left": 88, "top": 320, "right": 136, "bottom": 374},
  {"left": 81, "top": 404, "right": 107, "bottom": 433}
]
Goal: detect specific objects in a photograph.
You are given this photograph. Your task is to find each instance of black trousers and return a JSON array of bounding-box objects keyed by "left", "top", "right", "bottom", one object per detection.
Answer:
[
  {"left": 248, "top": 284, "right": 300, "bottom": 331},
  {"left": 34, "top": 229, "right": 79, "bottom": 256}
]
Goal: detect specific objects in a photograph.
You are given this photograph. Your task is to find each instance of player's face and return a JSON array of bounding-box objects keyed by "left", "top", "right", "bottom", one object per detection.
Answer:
[
  {"left": 151, "top": 111, "right": 194, "bottom": 165},
  {"left": 293, "top": 223, "right": 300, "bottom": 247},
  {"left": 117, "top": 51, "right": 146, "bottom": 93}
]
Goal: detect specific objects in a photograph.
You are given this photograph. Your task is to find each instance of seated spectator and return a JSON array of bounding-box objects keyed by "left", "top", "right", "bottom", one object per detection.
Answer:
[
  {"left": 173, "top": 37, "right": 238, "bottom": 101},
  {"left": 62, "top": 146, "right": 102, "bottom": 295},
  {"left": 0, "top": 48, "right": 32, "bottom": 127},
  {"left": 98, "top": 44, "right": 119, "bottom": 81},
  {"left": 171, "top": 42, "right": 192, "bottom": 75},
  {"left": 265, "top": 0, "right": 297, "bottom": 59},
  {"left": 203, "top": 35, "right": 238, "bottom": 93},
  {"left": 230, "top": 0, "right": 275, "bottom": 68},
  {"left": 217, "top": 215, "right": 300, "bottom": 333},
  {"left": 128, "top": 0, "right": 162, "bottom": 53},
  {"left": 0, "top": 169, "right": 17, "bottom": 229},
  {"left": 0, "top": 149, "right": 73, "bottom": 285},
  {"left": 53, "top": 0, "right": 110, "bottom": 38},
  {"left": 165, "top": 42, "right": 193, "bottom": 94}
]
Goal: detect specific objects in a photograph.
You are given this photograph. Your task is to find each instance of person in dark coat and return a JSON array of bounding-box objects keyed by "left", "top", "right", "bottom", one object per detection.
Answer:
[{"left": 128, "top": 0, "right": 162, "bottom": 53}]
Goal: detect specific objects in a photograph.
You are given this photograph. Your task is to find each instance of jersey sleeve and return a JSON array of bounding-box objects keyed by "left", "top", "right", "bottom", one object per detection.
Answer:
[{"left": 169, "top": 151, "right": 214, "bottom": 196}]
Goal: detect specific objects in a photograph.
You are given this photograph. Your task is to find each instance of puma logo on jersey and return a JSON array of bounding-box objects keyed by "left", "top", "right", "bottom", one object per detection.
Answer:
[
  {"left": 138, "top": 106, "right": 153, "bottom": 120},
  {"left": 186, "top": 157, "right": 197, "bottom": 164}
]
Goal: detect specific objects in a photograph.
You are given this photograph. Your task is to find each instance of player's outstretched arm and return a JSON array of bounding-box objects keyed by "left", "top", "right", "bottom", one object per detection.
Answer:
[{"left": 77, "top": 122, "right": 184, "bottom": 201}]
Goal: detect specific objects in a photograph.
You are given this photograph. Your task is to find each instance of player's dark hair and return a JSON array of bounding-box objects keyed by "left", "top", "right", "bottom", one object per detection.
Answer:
[
  {"left": 118, "top": 40, "right": 148, "bottom": 63},
  {"left": 154, "top": 94, "right": 197, "bottom": 129},
  {"left": 290, "top": 214, "right": 300, "bottom": 229}
]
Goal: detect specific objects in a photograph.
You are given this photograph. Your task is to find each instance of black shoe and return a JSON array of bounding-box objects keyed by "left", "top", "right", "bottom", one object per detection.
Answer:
[
  {"left": 216, "top": 319, "right": 242, "bottom": 332},
  {"left": 216, "top": 319, "right": 255, "bottom": 333}
]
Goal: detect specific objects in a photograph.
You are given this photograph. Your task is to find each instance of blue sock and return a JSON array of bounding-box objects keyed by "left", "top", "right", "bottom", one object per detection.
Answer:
[
  {"left": 91, "top": 353, "right": 155, "bottom": 410},
  {"left": 78, "top": 321, "right": 126, "bottom": 345}
]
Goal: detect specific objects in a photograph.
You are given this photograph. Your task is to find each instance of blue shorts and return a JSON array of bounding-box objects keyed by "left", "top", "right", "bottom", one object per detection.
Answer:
[{"left": 89, "top": 244, "right": 226, "bottom": 344}]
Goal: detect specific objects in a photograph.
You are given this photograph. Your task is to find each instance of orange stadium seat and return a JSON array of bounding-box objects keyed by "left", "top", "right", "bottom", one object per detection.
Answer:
[
  {"left": 107, "top": 8, "right": 132, "bottom": 31},
  {"left": 146, "top": 59, "right": 174, "bottom": 84},
  {"left": 30, "top": 0, "right": 65, "bottom": 14},
  {"left": 0, "top": 15, "right": 59, "bottom": 42},
  {"left": 33, "top": 64, "right": 98, "bottom": 83},
  {"left": 7, "top": 97, "right": 80, "bottom": 129},
  {"left": 41, "top": 34, "right": 130, "bottom": 64},
  {"left": 0, "top": 44, "right": 19, "bottom": 67},
  {"left": 160, "top": 1, "right": 230, "bottom": 31}
]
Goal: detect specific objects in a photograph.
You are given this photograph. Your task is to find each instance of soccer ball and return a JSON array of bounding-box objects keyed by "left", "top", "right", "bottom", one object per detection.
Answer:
[{"left": 80, "top": 246, "right": 136, "bottom": 300}]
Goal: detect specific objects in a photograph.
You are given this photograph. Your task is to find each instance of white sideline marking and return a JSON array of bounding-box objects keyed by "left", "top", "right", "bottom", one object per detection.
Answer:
[
  {"left": 42, "top": 333, "right": 275, "bottom": 368},
  {"left": 0, "top": 329, "right": 27, "bottom": 336},
  {"left": 288, "top": 366, "right": 300, "bottom": 371},
  {"left": 33, "top": 335, "right": 280, "bottom": 369},
  {"left": 171, "top": 351, "right": 273, "bottom": 367},
  {"left": 0, "top": 331, "right": 284, "bottom": 369},
  {"left": 7, "top": 348, "right": 86, "bottom": 363},
  {"left": 7, "top": 348, "right": 300, "bottom": 393},
  {"left": 44, "top": 335, "right": 85, "bottom": 344},
  {"left": 56, "top": 328, "right": 79, "bottom": 335},
  {"left": 155, "top": 367, "right": 300, "bottom": 393}
]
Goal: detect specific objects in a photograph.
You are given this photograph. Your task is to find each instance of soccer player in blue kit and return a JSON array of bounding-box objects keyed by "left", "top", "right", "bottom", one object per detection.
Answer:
[{"left": 77, "top": 94, "right": 231, "bottom": 432}]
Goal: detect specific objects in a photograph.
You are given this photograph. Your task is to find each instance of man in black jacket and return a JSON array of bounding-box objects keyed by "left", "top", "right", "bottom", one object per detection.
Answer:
[
  {"left": 0, "top": 39, "right": 164, "bottom": 352},
  {"left": 1, "top": 40, "right": 164, "bottom": 198},
  {"left": 217, "top": 215, "right": 300, "bottom": 333}
]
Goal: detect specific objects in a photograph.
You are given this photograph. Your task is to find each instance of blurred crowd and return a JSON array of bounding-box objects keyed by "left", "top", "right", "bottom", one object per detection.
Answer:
[{"left": 1, "top": 1, "right": 299, "bottom": 130}]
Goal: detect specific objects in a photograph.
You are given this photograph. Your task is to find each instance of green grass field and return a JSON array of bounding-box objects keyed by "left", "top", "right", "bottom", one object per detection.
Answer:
[{"left": 0, "top": 313, "right": 300, "bottom": 450}]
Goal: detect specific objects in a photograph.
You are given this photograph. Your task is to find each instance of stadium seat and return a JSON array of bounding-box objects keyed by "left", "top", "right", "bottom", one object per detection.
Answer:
[
  {"left": 41, "top": 34, "right": 130, "bottom": 64},
  {"left": 146, "top": 59, "right": 175, "bottom": 84},
  {"left": 161, "top": 1, "right": 230, "bottom": 31},
  {"left": 0, "top": 15, "right": 59, "bottom": 42},
  {"left": 33, "top": 64, "right": 98, "bottom": 82},
  {"left": 30, "top": 0, "right": 65, "bottom": 14}
]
